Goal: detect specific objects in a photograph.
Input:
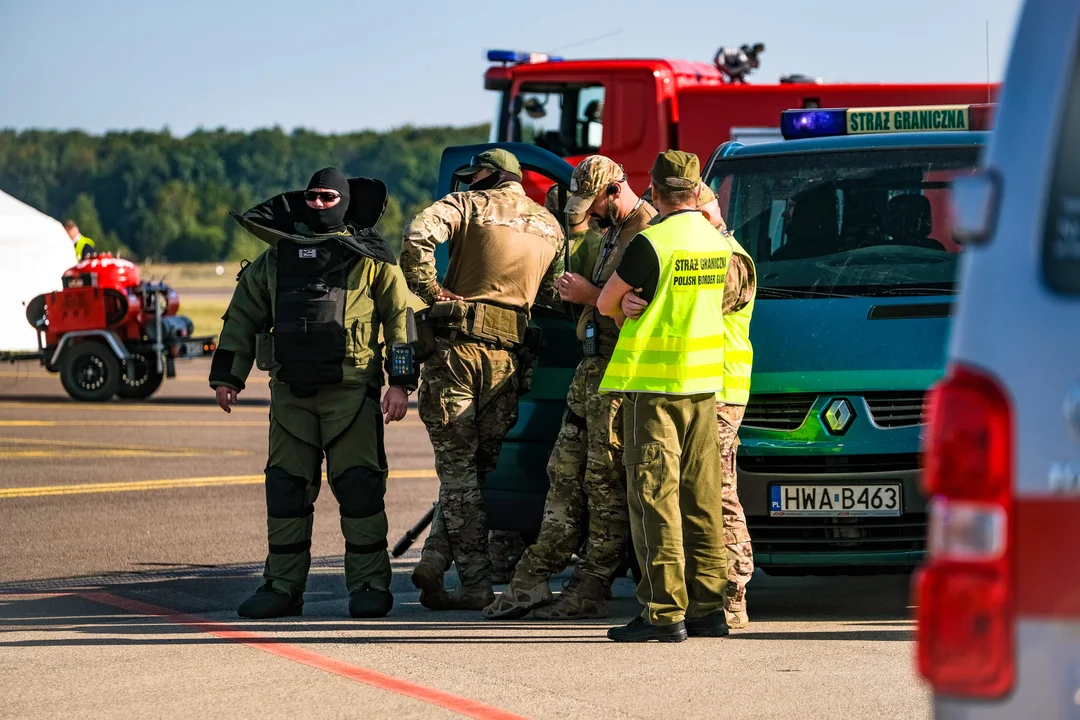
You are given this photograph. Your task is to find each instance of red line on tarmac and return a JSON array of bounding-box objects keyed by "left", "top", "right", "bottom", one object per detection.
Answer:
[{"left": 78, "top": 592, "right": 529, "bottom": 720}]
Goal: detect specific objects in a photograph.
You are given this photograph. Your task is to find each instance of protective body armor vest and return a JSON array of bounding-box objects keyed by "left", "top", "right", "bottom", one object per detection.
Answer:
[{"left": 274, "top": 238, "right": 355, "bottom": 392}]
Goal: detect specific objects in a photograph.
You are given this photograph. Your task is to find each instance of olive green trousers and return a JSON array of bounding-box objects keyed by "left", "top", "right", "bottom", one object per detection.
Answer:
[
  {"left": 622, "top": 391, "right": 727, "bottom": 626},
  {"left": 263, "top": 382, "right": 391, "bottom": 596}
]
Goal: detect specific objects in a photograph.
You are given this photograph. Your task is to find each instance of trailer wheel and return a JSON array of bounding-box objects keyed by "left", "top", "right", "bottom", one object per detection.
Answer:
[
  {"left": 59, "top": 341, "right": 121, "bottom": 402},
  {"left": 118, "top": 353, "right": 165, "bottom": 399}
]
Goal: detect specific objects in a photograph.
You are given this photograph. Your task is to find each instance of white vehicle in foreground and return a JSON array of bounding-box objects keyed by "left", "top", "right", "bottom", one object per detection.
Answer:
[{"left": 916, "top": 0, "right": 1080, "bottom": 716}]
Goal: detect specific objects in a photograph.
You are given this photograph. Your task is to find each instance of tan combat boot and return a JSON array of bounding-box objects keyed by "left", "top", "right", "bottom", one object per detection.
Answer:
[
  {"left": 482, "top": 568, "right": 553, "bottom": 620},
  {"left": 533, "top": 572, "right": 608, "bottom": 620},
  {"left": 447, "top": 584, "right": 495, "bottom": 611},
  {"left": 725, "top": 607, "right": 750, "bottom": 629},
  {"left": 411, "top": 552, "right": 452, "bottom": 611}
]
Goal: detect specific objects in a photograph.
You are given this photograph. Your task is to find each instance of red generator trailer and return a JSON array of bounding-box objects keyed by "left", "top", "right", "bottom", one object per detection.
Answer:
[{"left": 14, "top": 254, "right": 216, "bottom": 401}]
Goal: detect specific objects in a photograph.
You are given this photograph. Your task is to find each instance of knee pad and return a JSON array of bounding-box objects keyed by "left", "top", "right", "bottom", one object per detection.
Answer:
[
  {"left": 265, "top": 466, "right": 314, "bottom": 519},
  {"left": 333, "top": 466, "right": 385, "bottom": 519}
]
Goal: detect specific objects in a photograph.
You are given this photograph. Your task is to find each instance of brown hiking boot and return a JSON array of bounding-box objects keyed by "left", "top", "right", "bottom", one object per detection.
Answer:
[
  {"left": 726, "top": 608, "right": 750, "bottom": 629},
  {"left": 411, "top": 555, "right": 452, "bottom": 610},
  {"left": 447, "top": 584, "right": 495, "bottom": 611},
  {"left": 533, "top": 572, "right": 608, "bottom": 620},
  {"left": 482, "top": 568, "right": 553, "bottom": 620}
]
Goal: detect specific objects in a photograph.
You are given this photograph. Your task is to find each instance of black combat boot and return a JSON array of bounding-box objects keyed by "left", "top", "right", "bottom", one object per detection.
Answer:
[
  {"left": 685, "top": 610, "right": 730, "bottom": 637},
  {"left": 349, "top": 585, "right": 394, "bottom": 618},
  {"left": 238, "top": 584, "right": 303, "bottom": 619},
  {"left": 607, "top": 616, "right": 687, "bottom": 643}
]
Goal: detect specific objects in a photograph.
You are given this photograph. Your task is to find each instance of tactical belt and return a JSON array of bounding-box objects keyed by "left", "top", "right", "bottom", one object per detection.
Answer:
[{"left": 431, "top": 300, "right": 528, "bottom": 349}]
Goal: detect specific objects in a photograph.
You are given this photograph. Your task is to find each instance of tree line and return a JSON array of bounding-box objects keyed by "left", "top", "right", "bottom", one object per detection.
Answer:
[{"left": 0, "top": 124, "right": 490, "bottom": 261}]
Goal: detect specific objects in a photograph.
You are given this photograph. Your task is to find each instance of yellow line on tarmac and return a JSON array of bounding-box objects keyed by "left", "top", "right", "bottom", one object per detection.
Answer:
[
  {"left": 0, "top": 449, "right": 227, "bottom": 460},
  {"left": 0, "top": 435, "right": 247, "bottom": 454},
  {"left": 0, "top": 401, "right": 270, "bottom": 415},
  {"left": 0, "top": 469, "right": 438, "bottom": 499}
]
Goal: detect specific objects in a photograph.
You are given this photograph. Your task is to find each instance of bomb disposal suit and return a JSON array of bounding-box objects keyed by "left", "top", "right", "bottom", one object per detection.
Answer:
[{"left": 209, "top": 170, "right": 417, "bottom": 620}]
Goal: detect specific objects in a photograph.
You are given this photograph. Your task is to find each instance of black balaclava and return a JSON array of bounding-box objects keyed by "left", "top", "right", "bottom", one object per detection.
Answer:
[
  {"left": 305, "top": 167, "right": 351, "bottom": 233},
  {"left": 470, "top": 169, "right": 521, "bottom": 192}
]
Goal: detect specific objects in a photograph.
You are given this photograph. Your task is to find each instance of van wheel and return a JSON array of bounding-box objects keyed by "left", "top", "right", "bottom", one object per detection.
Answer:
[
  {"left": 118, "top": 353, "right": 165, "bottom": 399},
  {"left": 60, "top": 341, "right": 121, "bottom": 402}
]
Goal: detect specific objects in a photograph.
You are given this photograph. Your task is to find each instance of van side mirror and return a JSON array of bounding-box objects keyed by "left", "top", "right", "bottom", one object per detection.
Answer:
[{"left": 951, "top": 168, "right": 1003, "bottom": 247}]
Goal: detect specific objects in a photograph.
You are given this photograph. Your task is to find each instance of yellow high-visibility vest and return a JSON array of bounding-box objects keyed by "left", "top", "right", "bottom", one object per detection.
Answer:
[
  {"left": 74, "top": 235, "right": 96, "bottom": 260},
  {"left": 717, "top": 233, "right": 755, "bottom": 405},
  {"left": 599, "top": 211, "right": 729, "bottom": 395}
]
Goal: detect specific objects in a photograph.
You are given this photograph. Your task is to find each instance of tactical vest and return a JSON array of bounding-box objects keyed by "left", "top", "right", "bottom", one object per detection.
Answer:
[
  {"left": 717, "top": 233, "right": 756, "bottom": 406},
  {"left": 599, "top": 212, "right": 730, "bottom": 396},
  {"left": 274, "top": 238, "right": 354, "bottom": 393}
]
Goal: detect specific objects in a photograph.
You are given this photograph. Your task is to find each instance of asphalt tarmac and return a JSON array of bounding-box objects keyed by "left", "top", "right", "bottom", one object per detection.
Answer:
[{"left": 0, "top": 357, "right": 930, "bottom": 719}]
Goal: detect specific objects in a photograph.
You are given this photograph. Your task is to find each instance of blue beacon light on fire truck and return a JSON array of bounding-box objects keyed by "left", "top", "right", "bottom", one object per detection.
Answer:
[
  {"left": 780, "top": 103, "right": 995, "bottom": 140},
  {"left": 486, "top": 49, "right": 564, "bottom": 64}
]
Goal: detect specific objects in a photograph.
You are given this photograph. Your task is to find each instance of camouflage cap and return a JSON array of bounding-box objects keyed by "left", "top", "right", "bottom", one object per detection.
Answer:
[
  {"left": 565, "top": 155, "right": 624, "bottom": 219},
  {"left": 544, "top": 183, "right": 586, "bottom": 224},
  {"left": 697, "top": 183, "right": 716, "bottom": 208},
  {"left": 454, "top": 148, "right": 522, "bottom": 178},
  {"left": 650, "top": 150, "right": 700, "bottom": 190}
]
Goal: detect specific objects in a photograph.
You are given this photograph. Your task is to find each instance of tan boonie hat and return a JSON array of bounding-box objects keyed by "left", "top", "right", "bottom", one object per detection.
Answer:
[
  {"left": 697, "top": 183, "right": 716, "bottom": 208},
  {"left": 651, "top": 150, "right": 700, "bottom": 190},
  {"left": 565, "top": 155, "right": 624, "bottom": 219},
  {"left": 454, "top": 148, "right": 521, "bottom": 178}
]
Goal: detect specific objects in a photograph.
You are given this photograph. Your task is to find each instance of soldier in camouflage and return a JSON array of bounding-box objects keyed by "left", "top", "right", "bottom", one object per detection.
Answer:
[
  {"left": 484, "top": 156, "right": 656, "bottom": 621},
  {"left": 401, "top": 149, "right": 565, "bottom": 611},
  {"left": 634, "top": 181, "right": 756, "bottom": 629},
  {"left": 546, "top": 184, "right": 603, "bottom": 276}
]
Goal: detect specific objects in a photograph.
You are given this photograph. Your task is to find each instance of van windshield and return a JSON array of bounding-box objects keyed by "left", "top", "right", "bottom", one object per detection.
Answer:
[{"left": 709, "top": 147, "right": 980, "bottom": 298}]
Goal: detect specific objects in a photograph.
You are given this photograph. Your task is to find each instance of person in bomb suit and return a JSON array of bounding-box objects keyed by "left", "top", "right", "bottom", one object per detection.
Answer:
[{"left": 210, "top": 168, "right": 417, "bottom": 620}]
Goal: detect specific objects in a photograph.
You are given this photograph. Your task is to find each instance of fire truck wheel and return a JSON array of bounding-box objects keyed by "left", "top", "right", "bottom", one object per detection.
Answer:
[
  {"left": 118, "top": 353, "right": 165, "bottom": 399},
  {"left": 59, "top": 341, "right": 122, "bottom": 402}
]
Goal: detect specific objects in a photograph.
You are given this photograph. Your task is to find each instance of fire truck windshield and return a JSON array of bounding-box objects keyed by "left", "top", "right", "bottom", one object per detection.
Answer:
[
  {"left": 711, "top": 146, "right": 980, "bottom": 298},
  {"left": 504, "top": 84, "right": 605, "bottom": 157}
]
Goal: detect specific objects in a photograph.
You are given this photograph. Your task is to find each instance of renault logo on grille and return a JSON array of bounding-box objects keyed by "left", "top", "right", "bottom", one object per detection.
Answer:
[{"left": 822, "top": 398, "right": 855, "bottom": 435}]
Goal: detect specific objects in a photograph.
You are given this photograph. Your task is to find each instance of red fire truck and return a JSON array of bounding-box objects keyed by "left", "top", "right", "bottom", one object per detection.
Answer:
[{"left": 483, "top": 45, "right": 1001, "bottom": 198}]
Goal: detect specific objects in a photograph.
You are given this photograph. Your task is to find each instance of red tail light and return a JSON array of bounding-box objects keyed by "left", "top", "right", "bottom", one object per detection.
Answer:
[{"left": 916, "top": 363, "right": 1014, "bottom": 698}]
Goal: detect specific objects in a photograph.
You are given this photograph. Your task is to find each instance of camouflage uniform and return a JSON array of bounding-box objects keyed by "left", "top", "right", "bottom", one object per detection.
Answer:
[
  {"left": 401, "top": 149, "right": 564, "bottom": 608},
  {"left": 717, "top": 238, "right": 756, "bottom": 626},
  {"left": 485, "top": 156, "right": 656, "bottom": 620}
]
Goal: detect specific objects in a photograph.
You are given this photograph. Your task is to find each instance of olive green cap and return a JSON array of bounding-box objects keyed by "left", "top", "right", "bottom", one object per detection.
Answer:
[
  {"left": 642, "top": 182, "right": 713, "bottom": 208},
  {"left": 454, "top": 148, "right": 522, "bottom": 179},
  {"left": 650, "top": 150, "right": 700, "bottom": 190}
]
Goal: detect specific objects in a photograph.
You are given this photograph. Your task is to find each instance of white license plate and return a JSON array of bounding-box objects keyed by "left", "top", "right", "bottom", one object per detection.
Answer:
[{"left": 769, "top": 484, "right": 902, "bottom": 517}]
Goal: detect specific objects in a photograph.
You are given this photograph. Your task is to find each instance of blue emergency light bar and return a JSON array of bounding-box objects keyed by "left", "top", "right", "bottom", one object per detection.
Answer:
[
  {"left": 780, "top": 104, "right": 994, "bottom": 140},
  {"left": 487, "top": 49, "right": 563, "bottom": 64}
]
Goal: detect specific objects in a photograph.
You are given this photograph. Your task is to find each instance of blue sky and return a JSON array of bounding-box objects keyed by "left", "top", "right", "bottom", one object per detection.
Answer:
[{"left": 0, "top": 0, "right": 1023, "bottom": 136}]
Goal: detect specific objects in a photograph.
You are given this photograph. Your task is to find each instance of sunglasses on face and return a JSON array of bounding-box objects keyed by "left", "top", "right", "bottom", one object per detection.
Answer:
[{"left": 304, "top": 190, "right": 341, "bottom": 202}]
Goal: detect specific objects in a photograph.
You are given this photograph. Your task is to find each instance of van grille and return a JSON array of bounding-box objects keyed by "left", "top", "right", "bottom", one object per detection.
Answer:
[
  {"left": 737, "top": 453, "right": 921, "bottom": 475},
  {"left": 864, "top": 391, "right": 927, "bottom": 428},
  {"left": 742, "top": 394, "right": 817, "bottom": 431},
  {"left": 748, "top": 513, "right": 927, "bottom": 553}
]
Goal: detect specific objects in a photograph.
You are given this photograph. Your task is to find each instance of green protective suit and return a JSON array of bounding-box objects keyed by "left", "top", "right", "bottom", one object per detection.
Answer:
[{"left": 210, "top": 183, "right": 417, "bottom": 597}]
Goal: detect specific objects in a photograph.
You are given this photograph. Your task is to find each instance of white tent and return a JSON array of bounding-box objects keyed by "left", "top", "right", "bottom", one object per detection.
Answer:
[{"left": 0, "top": 190, "right": 78, "bottom": 351}]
